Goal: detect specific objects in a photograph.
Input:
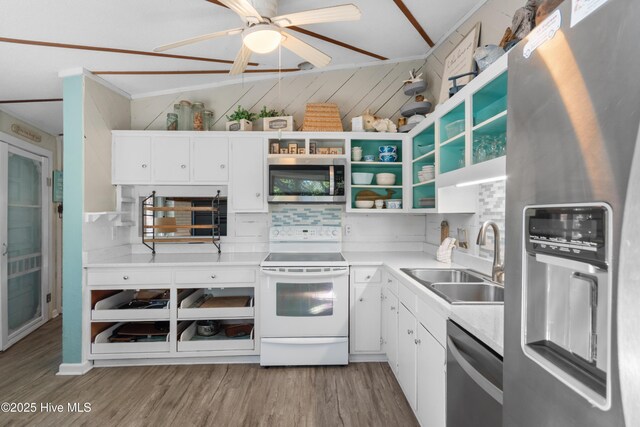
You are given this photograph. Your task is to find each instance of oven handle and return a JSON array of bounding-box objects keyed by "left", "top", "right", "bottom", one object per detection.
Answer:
[
  {"left": 262, "top": 337, "right": 348, "bottom": 345},
  {"left": 261, "top": 268, "right": 349, "bottom": 278}
]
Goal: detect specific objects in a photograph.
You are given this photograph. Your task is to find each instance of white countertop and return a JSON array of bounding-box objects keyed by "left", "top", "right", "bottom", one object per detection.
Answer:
[
  {"left": 343, "top": 251, "right": 504, "bottom": 356},
  {"left": 85, "top": 249, "right": 503, "bottom": 355},
  {"left": 85, "top": 252, "right": 268, "bottom": 268}
]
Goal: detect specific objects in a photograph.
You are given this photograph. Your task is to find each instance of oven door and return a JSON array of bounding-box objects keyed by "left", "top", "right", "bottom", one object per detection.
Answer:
[
  {"left": 267, "top": 160, "right": 345, "bottom": 203},
  {"left": 261, "top": 267, "right": 349, "bottom": 337}
]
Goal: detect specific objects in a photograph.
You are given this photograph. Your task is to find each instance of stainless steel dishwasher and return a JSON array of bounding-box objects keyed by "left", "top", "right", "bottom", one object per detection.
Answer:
[{"left": 447, "top": 320, "right": 503, "bottom": 427}]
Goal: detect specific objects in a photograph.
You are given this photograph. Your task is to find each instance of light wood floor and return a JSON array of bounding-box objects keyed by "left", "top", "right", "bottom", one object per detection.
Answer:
[{"left": 0, "top": 317, "right": 418, "bottom": 426}]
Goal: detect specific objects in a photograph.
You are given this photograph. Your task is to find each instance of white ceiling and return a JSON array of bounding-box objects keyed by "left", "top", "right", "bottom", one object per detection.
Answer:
[{"left": 0, "top": 0, "right": 482, "bottom": 135}]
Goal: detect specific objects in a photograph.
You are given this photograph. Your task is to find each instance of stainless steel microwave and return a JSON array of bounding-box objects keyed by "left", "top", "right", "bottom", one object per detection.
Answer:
[{"left": 267, "top": 157, "right": 346, "bottom": 203}]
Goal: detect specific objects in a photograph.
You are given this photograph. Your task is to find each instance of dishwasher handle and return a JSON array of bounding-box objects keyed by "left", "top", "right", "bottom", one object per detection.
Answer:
[{"left": 447, "top": 336, "right": 503, "bottom": 405}]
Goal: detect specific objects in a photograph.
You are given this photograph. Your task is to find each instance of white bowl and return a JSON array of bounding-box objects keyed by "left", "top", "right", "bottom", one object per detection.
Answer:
[
  {"left": 352, "top": 172, "right": 374, "bottom": 185},
  {"left": 385, "top": 199, "right": 402, "bottom": 209},
  {"left": 355, "top": 200, "right": 374, "bottom": 209},
  {"left": 376, "top": 173, "right": 396, "bottom": 186}
]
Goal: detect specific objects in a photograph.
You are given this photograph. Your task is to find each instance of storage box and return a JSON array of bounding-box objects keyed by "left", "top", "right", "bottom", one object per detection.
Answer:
[
  {"left": 226, "top": 119, "right": 253, "bottom": 131},
  {"left": 351, "top": 116, "right": 364, "bottom": 132},
  {"left": 259, "top": 116, "right": 295, "bottom": 131}
]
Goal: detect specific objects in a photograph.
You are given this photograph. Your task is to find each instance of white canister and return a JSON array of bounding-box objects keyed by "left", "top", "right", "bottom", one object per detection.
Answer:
[{"left": 352, "top": 146, "right": 363, "bottom": 161}]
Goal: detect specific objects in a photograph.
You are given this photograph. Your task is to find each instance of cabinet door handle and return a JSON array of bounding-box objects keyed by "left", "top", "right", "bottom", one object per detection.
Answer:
[
  {"left": 123, "top": 275, "right": 129, "bottom": 280},
  {"left": 181, "top": 164, "right": 186, "bottom": 169},
  {"left": 388, "top": 279, "right": 392, "bottom": 283},
  {"left": 220, "top": 164, "right": 226, "bottom": 169},
  {"left": 415, "top": 339, "right": 421, "bottom": 345},
  {"left": 141, "top": 164, "right": 148, "bottom": 169},
  {"left": 210, "top": 275, "right": 217, "bottom": 279},
  {"left": 390, "top": 306, "right": 396, "bottom": 311},
  {"left": 1, "top": 243, "right": 7, "bottom": 256},
  {"left": 407, "top": 329, "right": 414, "bottom": 335},
  {"left": 366, "top": 275, "right": 371, "bottom": 280},
  {"left": 256, "top": 193, "right": 261, "bottom": 197},
  {"left": 359, "top": 298, "right": 364, "bottom": 302}
]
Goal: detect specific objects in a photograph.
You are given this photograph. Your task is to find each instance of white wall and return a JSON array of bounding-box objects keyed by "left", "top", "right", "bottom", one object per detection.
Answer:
[{"left": 84, "top": 77, "right": 131, "bottom": 212}]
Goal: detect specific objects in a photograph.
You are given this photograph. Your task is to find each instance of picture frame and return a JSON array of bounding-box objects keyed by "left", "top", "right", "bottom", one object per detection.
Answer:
[
  {"left": 271, "top": 142, "right": 280, "bottom": 154},
  {"left": 288, "top": 143, "right": 298, "bottom": 154},
  {"left": 280, "top": 148, "right": 288, "bottom": 154},
  {"left": 438, "top": 22, "right": 481, "bottom": 104},
  {"left": 309, "top": 142, "right": 317, "bottom": 154},
  {"left": 318, "top": 147, "right": 330, "bottom": 155},
  {"left": 298, "top": 147, "right": 306, "bottom": 155}
]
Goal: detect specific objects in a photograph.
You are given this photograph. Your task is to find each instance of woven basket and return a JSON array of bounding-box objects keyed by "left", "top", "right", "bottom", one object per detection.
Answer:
[{"left": 302, "top": 103, "right": 343, "bottom": 132}]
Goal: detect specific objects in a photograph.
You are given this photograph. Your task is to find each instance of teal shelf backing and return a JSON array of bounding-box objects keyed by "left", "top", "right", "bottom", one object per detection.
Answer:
[
  {"left": 351, "top": 187, "right": 402, "bottom": 208},
  {"left": 413, "top": 183, "right": 436, "bottom": 209},
  {"left": 472, "top": 113, "right": 507, "bottom": 165},
  {"left": 440, "top": 102, "right": 466, "bottom": 142},
  {"left": 351, "top": 139, "right": 402, "bottom": 162},
  {"left": 440, "top": 136, "right": 466, "bottom": 174},
  {"left": 412, "top": 125, "right": 435, "bottom": 158},
  {"left": 412, "top": 159, "right": 435, "bottom": 183},
  {"left": 473, "top": 71, "right": 508, "bottom": 125}
]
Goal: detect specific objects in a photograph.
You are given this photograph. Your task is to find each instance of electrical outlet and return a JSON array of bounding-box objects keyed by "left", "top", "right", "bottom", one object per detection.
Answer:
[{"left": 345, "top": 225, "right": 352, "bottom": 236}]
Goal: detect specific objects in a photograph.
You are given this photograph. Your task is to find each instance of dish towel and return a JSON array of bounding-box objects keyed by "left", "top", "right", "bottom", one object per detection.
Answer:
[{"left": 436, "top": 237, "right": 457, "bottom": 263}]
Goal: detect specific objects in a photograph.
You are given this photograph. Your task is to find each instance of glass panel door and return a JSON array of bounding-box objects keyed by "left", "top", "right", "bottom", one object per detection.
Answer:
[
  {"left": 4, "top": 146, "right": 45, "bottom": 341},
  {"left": 276, "top": 282, "right": 334, "bottom": 317}
]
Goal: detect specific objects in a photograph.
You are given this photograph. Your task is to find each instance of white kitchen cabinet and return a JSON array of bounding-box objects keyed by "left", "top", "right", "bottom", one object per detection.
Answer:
[
  {"left": 113, "top": 135, "right": 151, "bottom": 183},
  {"left": 112, "top": 132, "right": 230, "bottom": 185},
  {"left": 398, "top": 303, "right": 418, "bottom": 409},
  {"left": 230, "top": 136, "right": 265, "bottom": 212},
  {"left": 192, "top": 136, "right": 229, "bottom": 183},
  {"left": 152, "top": 136, "right": 190, "bottom": 183},
  {"left": 382, "top": 286, "right": 399, "bottom": 374},
  {"left": 417, "top": 324, "right": 446, "bottom": 427},
  {"left": 351, "top": 283, "right": 382, "bottom": 353}
]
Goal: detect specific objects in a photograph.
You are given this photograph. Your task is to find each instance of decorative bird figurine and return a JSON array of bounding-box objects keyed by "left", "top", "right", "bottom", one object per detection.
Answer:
[
  {"left": 511, "top": 0, "right": 539, "bottom": 40},
  {"left": 403, "top": 69, "right": 424, "bottom": 85}
]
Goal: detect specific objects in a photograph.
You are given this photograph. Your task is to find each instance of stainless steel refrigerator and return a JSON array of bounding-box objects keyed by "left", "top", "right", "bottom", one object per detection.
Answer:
[{"left": 505, "top": 0, "right": 640, "bottom": 426}]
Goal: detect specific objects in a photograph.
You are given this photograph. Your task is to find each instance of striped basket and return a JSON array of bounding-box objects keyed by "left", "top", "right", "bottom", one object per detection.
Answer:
[{"left": 301, "top": 103, "right": 343, "bottom": 132}]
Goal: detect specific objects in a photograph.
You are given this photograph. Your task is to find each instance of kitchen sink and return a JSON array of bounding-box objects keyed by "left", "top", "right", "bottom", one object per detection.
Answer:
[
  {"left": 400, "top": 268, "right": 486, "bottom": 284},
  {"left": 400, "top": 268, "right": 503, "bottom": 304},
  {"left": 430, "top": 282, "right": 504, "bottom": 304}
]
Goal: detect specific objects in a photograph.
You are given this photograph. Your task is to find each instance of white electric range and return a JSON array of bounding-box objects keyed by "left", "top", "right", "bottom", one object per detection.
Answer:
[{"left": 260, "top": 226, "right": 349, "bottom": 366}]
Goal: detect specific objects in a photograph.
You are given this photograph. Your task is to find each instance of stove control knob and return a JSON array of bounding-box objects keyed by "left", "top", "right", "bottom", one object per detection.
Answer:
[
  {"left": 273, "top": 230, "right": 280, "bottom": 237},
  {"left": 331, "top": 229, "right": 338, "bottom": 237}
]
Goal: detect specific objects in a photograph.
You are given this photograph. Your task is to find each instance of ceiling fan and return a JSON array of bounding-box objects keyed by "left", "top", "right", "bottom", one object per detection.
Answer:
[{"left": 154, "top": 0, "right": 361, "bottom": 74}]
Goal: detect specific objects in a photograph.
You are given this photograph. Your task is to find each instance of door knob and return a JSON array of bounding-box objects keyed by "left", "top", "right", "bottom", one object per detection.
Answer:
[{"left": 123, "top": 275, "right": 129, "bottom": 280}]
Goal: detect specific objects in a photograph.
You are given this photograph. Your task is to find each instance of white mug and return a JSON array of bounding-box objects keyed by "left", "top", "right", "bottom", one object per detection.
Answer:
[
  {"left": 375, "top": 199, "right": 384, "bottom": 209},
  {"left": 352, "top": 147, "right": 363, "bottom": 161}
]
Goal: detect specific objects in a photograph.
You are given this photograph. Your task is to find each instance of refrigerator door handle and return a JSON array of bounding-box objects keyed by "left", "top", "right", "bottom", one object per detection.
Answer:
[{"left": 448, "top": 336, "right": 503, "bottom": 404}]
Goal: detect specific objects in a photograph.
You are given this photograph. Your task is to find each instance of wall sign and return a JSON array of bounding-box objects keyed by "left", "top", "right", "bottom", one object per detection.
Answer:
[
  {"left": 438, "top": 23, "right": 481, "bottom": 104},
  {"left": 10, "top": 124, "right": 42, "bottom": 143},
  {"left": 52, "top": 170, "right": 63, "bottom": 203},
  {"left": 523, "top": 9, "right": 562, "bottom": 59},
  {"left": 571, "top": 0, "right": 609, "bottom": 27}
]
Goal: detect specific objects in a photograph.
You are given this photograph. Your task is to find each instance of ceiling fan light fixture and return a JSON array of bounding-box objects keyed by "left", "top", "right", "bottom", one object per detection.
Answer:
[{"left": 242, "top": 24, "right": 282, "bottom": 54}]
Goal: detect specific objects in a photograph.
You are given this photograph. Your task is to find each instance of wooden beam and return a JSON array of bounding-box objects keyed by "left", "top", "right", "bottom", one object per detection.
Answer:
[
  {"left": 92, "top": 69, "right": 299, "bottom": 75},
  {"left": 0, "top": 98, "right": 62, "bottom": 104},
  {"left": 0, "top": 37, "right": 259, "bottom": 66},
  {"left": 392, "top": 0, "right": 435, "bottom": 47},
  {"left": 205, "top": 0, "right": 387, "bottom": 60}
]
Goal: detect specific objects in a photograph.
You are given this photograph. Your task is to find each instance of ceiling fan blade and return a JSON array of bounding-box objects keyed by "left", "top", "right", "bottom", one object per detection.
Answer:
[
  {"left": 230, "top": 44, "right": 253, "bottom": 74},
  {"left": 219, "top": 0, "right": 264, "bottom": 23},
  {"left": 281, "top": 31, "right": 331, "bottom": 68},
  {"left": 272, "top": 4, "right": 361, "bottom": 27},
  {"left": 154, "top": 28, "right": 242, "bottom": 52}
]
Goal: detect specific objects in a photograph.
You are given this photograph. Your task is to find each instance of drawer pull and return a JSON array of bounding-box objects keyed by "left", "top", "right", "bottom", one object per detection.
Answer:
[
  {"left": 391, "top": 306, "right": 396, "bottom": 311},
  {"left": 415, "top": 339, "right": 421, "bottom": 345},
  {"left": 366, "top": 275, "right": 371, "bottom": 280},
  {"left": 359, "top": 297, "right": 364, "bottom": 302},
  {"left": 256, "top": 193, "right": 261, "bottom": 197},
  {"left": 210, "top": 275, "right": 217, "bottom": 279},
  {"left": 220, "top": 164, "right": 226, "bottom": 169},
  {"left": 141, "top": 164, "right": 147, "bottom": 169},
  {"left": 123, "top": 275, "right": 129, "bottom": 280},
  {"left": 181, "top": 164, "right": 186, "bottom": 169},
  {"left": 407, "top": 329, "right": 414, "bottom": 335}
]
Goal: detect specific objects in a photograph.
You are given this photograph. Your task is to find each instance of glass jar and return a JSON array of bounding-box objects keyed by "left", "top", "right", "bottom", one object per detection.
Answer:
[
  {"left": 203, "top": 110, "right": 214, "bottom": 131},
  {"left": 166, "top": 113, "right": 178, "bottom": 131},
  {"left": 192, "top": 102, "right": 205, "bottom": 131},
  {"left": 178, "top": 100, "right": 192, "bottom": 131}
]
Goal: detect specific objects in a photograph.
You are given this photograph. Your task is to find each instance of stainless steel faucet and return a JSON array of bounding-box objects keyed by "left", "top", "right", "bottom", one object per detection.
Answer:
[{"left": 477, "top": 221, "right": 504, "bottom": 284}]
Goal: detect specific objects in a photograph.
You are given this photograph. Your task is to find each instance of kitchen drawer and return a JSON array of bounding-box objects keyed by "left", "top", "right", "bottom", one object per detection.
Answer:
[
  {"left": 416, "top": 298, "right": 447, "bottom": 347},
  {"left": 353, "top": 268, "right": 381, "bottom": 283},
  {"left": 91, "top": 323, "right": 170, "bottom": 355},
  {"left": 178, "top": 289, "right": 255, "bottom": 320},
  {"left": 175, "top": 269, "right": 256, "bottom": 285},
  {"left": 384, "top": 271, "right": 399, "bottom": 296},
  {"left": 399, "top": 281, "right": 417, "bottom": 314},
  {"left": 178, "top": 322, "right": 254, "bottom": 352},
  {"left": 91, "top": 290, "right": 170, "bottom": 321},
  {"left": 87, "top": 269, "right": 172, "bottom": 286}
]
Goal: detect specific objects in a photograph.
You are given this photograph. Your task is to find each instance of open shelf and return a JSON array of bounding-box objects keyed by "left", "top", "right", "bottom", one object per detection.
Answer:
[
  {"left": 413, "top": 150, "right": 436, "bottom": 163},
  {"left": 351, "top": 161, "right": 402, "bottom": 166},
  {"left": 352, "top": 185, "right": 402, "bottom": 189},
  {"left": 440, "top": 136, "right": 466, "bottom": 174},
  {"left": 92, "top": 322, "right": 171, "bottom": 354},
  {"left": 473, "top": 71, "right": 508, "bottom": 126},
  {"left": 178, "top": 289, "right": 254, "bottom": 320},
  {"left": 413, "top": 179, "right": 436, "bottom": 187},
  {"left": 178, "top": 321, "right": 255, "bottom": 352},
  {"left": 473, "top": 110, "right": 507, "bottom": 133},
  {"left": 440, "top": 102, "right": 466, "bottom": 142}
]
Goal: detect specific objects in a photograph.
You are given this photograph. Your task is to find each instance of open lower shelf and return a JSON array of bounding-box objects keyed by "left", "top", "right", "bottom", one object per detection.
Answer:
[
  {"left": 92, "top": 290, "right": 170, "bottom": 321},
  {"left": 92, "top": 322, "right": 170, "bottom": 354},
  {"left": 351, "top": 185, "right": 403, "bottom": 189},
  {"left": 144, "top": 224, "right": 218, "bottom": 230},
  {"left": 144, "top": 206, "right": 218, "bottom": 212},
  {"left": 178, "top": 290, "right": 254, "bottom": 320},
  {"left": 351, "top": 162, "right": 402, "bottom": 166},
  {"left": 144, "top": 237, "right": 220, "bottom": 244},
  {"left": 178, "top": 321, "right": 255, "bottom": 352}
]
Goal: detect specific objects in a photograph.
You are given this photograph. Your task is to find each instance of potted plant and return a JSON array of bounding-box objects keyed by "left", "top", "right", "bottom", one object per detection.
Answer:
[
  {"left": 225, "top": 105, "right": 256, "bottom": 131},
  {"left": 257, "top": 105, "right": 295, "bottom": 131}
]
